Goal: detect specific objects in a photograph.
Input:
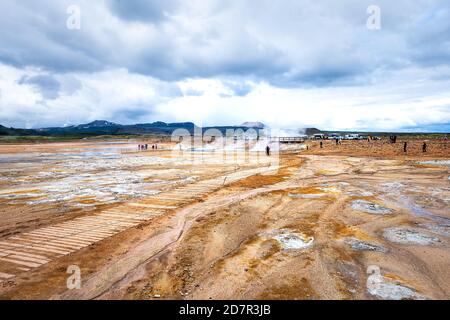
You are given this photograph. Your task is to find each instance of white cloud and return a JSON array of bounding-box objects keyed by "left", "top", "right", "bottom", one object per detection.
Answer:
[
  {"left": 0, "top": 1, "right": 449, "bottom": 131},
  {"left": 0, "top": 65, "right": 179, "bottom": 128},
  {"left": 1, "top": 62, "right": 450, "bottom": 131}
]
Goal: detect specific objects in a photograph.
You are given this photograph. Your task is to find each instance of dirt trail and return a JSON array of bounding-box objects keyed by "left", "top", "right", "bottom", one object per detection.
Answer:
[
  {"left": 61, "top": 167, "right": 304, "bottom": 299},
  {"left": 92, "top": 155, "right": 449, "bottom": 300}
]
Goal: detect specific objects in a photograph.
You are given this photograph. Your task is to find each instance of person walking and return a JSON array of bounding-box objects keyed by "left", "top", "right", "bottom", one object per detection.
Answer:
[
  {"left": 320, "top": 141, "right": 323, "bottom": 148},
  {"left": 422, "top": 142, "right": 427, "bottom": 153},
  {"left": 266, "top": 145, "right": 271, "bottom": 156},
  {"left": 403, "top": 141, "right": 407, "bottom": 153}
]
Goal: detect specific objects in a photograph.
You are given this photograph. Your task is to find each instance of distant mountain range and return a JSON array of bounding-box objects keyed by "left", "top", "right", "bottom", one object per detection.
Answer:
[
  {"left": 0, "top": 124, "right": 40, "bottom": 136},
  {"left": 2, "top": 120, "right": 312, "bottom": 137},
  {"left": 35, "top": 120, "right": 198, "bottom": 136}
]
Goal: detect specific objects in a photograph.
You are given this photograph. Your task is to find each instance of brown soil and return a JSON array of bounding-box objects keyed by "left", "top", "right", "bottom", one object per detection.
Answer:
[{"left": 0, "top": 138, "right": 449, "bottom": 300}]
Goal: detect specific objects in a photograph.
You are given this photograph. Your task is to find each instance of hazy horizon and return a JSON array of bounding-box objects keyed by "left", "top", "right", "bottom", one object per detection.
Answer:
[{"left": 2, "top": 118, "right": 450, "bottom": 134}]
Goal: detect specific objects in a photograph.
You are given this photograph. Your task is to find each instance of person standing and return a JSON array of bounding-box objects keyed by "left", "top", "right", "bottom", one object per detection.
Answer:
[
  {"left": 403, "top": 141, "right": 407, "bottom": 153},
  {"left": 422, "top": 142, "right": 427, "bottom": 153},
  {"left": 266, "top": 145, "right": 270, "bottom": 156},
  {"left": 320, "top": 141, "right": 323, "bottom": 148}
]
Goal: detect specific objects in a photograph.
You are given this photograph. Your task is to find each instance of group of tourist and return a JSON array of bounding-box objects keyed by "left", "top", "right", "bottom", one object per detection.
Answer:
[
  {"left": 138, "top": 144, "right": 158, "bottom": 151},
  {"left": 324, "top": 137, "right": 430, "bottom": 153},
  {"left": 402, "top": 142, "right": 427, "bottom": 153}
]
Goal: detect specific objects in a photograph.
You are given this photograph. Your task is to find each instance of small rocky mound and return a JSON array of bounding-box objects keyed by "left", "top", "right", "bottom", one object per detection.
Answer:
[
  {"left": 419, "top": 223, "right": 450, "bottom": 237},
  {"left": 368, "top": 277, "right": 425, "bottom": 300},
  {"left": 288, "top": 193, "right": 324, "bottom": 199},
  {"left": 345, "top": 238, "right": 387, "bottom": 253},
  {"left": 263, "top": 229, "right": 314, "bottom": 250},
  {"left": 383, "top": 227, "right": 440, "bottom": 245},
  {"left": 351, "top": 200, "right": 393, "bottom": 215}
]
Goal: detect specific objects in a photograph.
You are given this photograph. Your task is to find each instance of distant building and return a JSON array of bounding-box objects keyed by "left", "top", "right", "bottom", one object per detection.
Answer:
[{"left": 344, "top": 134, "right": 360, "bottom": 140}]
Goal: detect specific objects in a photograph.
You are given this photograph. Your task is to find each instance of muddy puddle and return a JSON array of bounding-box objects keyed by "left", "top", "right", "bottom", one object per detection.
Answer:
[
  {"left": 262, "top": 229, "right": 314, "bottom": 250},
  {"left": 419, "top": 223, "right": 450, "bottom": 237},
  {"left": 344, "top": 238, "right": 387, "bottom": 252},
  {"left": 288, "top": 193, "right": 325, "bottom": 199},
  {"left": 368, "top": 276, "right": 424, "bottom": 300},
  {"left": 398, "top": 196, "right": 450, "bottom": 224},
  {"left": 351, "top": 200, "right": 393, "bottom": 215},
  {"left": 418, "top": 160, "right": 450, "bottom": 168},
  {"left": 383, "top": 227, "right": 441, "bottom": 245}
]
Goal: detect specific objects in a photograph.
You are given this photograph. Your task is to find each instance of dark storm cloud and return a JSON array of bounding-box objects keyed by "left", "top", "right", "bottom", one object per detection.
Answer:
[
  {"left": 106, "top": 0, "right": 178, "bottom": 23},
  {"left": 0, "top": 1, "right": 105, "bottom": 73},
  {"left": 111, "top": 106, "right": 153, "bottom": 123},
  {"left": 400, "top": 6, "right": 450, "bottom": 68},
  {"left": 0, "top": 0, "right": 449, "bottom": 87},
  {"left": 0, "top": 0, "right": 449, "bottom": 131},
  {"left": 287, "top": 66, "right": 368, "bottom": 88},
  {"left": 222, "top": 81, "right": 254, "bottom": 97},
  {"left": 18, "top": 74, "right": 61, "bottom": 99}
]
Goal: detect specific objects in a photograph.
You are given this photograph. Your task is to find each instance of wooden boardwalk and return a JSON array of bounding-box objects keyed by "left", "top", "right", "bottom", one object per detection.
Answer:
[
  {"left": 272, "top": 137, "right": 305, "bottom": 143},
  {"left": 0, "top": 165, "right": 276, "bottom": 281}
]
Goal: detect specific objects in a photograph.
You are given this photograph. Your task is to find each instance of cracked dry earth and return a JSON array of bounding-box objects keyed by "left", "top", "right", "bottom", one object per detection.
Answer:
[{"left": 0, "top": 141, "right": 449, "bottom": 300}]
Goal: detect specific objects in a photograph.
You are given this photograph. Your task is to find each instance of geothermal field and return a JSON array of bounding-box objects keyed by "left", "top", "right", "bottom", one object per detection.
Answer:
[{"left": 0, "top": 138, "right": 449, "bottom": 300}]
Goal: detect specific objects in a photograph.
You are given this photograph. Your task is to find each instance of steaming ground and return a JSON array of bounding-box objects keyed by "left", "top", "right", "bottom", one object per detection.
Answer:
[{"left": 0, "top": 139, "right": 449, "bottom": 300}]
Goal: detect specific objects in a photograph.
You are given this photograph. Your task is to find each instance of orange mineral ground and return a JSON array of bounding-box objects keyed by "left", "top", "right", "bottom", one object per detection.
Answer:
[{"left": 0, "top": 138, "right": 449, "bottom": 300}]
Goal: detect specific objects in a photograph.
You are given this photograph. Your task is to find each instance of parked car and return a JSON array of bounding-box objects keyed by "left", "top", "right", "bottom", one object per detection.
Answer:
[
  {"left": 329, "top": 134, "right": 344, "bottom": 141},
  {"left": 344, "top": 134, "right": 360, "bottom": 140}
]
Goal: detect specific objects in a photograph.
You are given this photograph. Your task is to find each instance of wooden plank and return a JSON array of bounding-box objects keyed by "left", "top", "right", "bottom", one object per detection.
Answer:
[
  {"left": 0, "top": 257, "right": 42, "bottom": 268},
  {"left": 8, "top": 254, "right": 49, "bottom": 265},
  {"left": 0, "top": 242, "right": 68, "bottom": 255},
  {"left": 0, "top": 249, "right": 49, "bottom": 261},
  {"left": 0, "top": 272, "right": 15, "bottom": 279},
  {"left": 13, "top": 238, "right": 82, "bottom": 251}
]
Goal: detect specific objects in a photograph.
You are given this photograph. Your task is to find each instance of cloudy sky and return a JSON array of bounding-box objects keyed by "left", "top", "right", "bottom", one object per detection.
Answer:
[{"left": 0, "top": 0, "right": 449, "bottom": 131}]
